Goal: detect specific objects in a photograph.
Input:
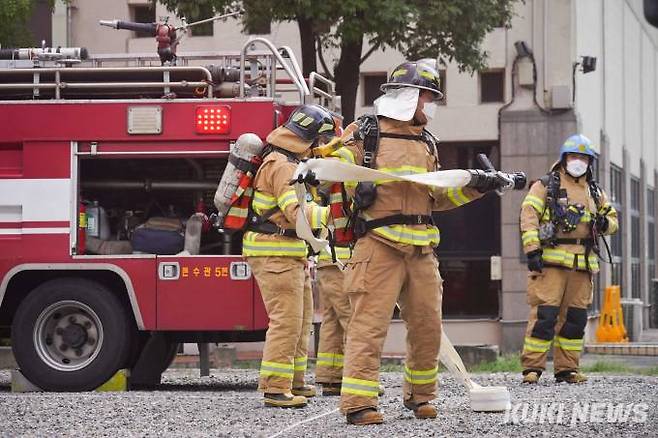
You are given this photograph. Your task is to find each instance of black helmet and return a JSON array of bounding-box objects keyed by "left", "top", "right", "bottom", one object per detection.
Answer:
[
  {"left": 284, "top": 104, "right": 336, "bottom": 141},
  {"left": 380, "top": 62, "right": 443, "bottom": 100}
]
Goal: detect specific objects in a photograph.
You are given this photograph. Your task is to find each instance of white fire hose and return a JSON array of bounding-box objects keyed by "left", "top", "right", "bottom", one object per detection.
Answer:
[{"left": 293, "top": 158, "right": 511, "bottom": 412}]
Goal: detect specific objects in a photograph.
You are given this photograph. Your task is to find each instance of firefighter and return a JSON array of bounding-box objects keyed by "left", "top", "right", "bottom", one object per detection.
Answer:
[
  {"left": 244, "top": 104, "right": 336, "bottom": 408},
  {"left": 335, "top": 62, "right": 508, "bottom": 425},
  {"left": 313, "top": 116, "right": 355, "bottom": 396},
  {"left": 314, "top": 241, "right": 352, "bottom": 395},
  {"left": 519, "top": 134, "right": 618, "bottom": 384}
]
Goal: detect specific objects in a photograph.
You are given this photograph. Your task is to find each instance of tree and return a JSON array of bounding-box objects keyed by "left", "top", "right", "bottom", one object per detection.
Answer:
[
  {"left": 0, "top": 0, "right": 59, "bottom": 47},
  {"left": 158, "top": 0, "right": 518, "bottom": 123}
]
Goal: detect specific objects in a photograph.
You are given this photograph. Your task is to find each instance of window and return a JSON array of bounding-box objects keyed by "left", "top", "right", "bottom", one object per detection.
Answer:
[
  {"left": 362, "top": 73, "right": 387, "bottom": 107},
  {"left": 631, "top": 177, "right": 641, "bottom": 298},
  {"left": 480, "top": 70, "right": 505, "bottom": 103},
  {"left": 648, "top": 188, "right": 655, "bottom": 304},
  {"left": 129, "top": 5, "right": 155, "bottom": 38},
  {"left": 610, "top": 165, "right": 623, "bottom": 288}
]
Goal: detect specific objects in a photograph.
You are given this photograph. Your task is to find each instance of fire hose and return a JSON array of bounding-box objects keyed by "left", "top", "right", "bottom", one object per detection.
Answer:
[{"left": 292, "top": 158, "right": 513, "bottom": 412}]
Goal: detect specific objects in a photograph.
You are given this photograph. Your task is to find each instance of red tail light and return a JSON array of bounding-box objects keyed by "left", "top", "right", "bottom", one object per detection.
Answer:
[{"left": 195, "top": 105, "right": 231, "bottom": 134}]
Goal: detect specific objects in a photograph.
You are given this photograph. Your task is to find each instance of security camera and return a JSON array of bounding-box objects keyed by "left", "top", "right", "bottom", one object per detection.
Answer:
[
  {"left": 514, "top": 41, "right": 532, "bottom": 58},
  {"left": 581, "top": 56, "right": 597, "bottom": 73}
]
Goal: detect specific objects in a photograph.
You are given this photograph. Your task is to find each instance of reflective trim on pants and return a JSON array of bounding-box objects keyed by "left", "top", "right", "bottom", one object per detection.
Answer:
[
  {"left": 404, "top": 365, "right": 438, "bottom": 385},
  {"left": 340, "top": 376, "right": 380, "bottom": 397},
  {"left": 317, "top": 352, "right": 344, "bottom": 369},
  {"left": 260, "top": 360, "right": 294, "bottom": 379},
  {"left": 294, "top": 356, "right": 308, "bottom": 372},
  {"left": 554, "top": 336, "right": 584, "bottom": 351},
  {"left": 523, "top": 336, "right": 552, "bottom": 353}
]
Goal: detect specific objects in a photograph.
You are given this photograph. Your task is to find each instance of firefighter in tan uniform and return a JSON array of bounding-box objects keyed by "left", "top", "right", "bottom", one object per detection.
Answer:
[
  {"left": 520, "top": 134, "right": 618, "bottom": 384},
  {"left": 244, "top": 104, "right": 336, "bottom": 408},
  {"left": 336, "top": 62, "right": 509, "bottom": 425},
  {"left": 314, "top": 243, "right": 352, "bottom": 395}
]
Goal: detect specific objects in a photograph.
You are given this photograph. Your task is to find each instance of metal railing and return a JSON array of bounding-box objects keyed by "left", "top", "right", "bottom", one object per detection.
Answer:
[
  {"left": 0, "top": 37, "right": 338, "bottom": 109},
  {"left": 0, "top": 66, "right": 213, "bottom": 99}
]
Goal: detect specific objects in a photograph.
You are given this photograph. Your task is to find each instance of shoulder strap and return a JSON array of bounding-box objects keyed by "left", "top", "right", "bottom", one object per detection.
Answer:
[
  {"left": 355, "top": 115, "right": 379, "bottom": 169},
  {"left": 588, "top": 179, "right": 602, "bottom": 209},
  {"left": 261, "top": 144, "right": 300, "bottom": 164}
]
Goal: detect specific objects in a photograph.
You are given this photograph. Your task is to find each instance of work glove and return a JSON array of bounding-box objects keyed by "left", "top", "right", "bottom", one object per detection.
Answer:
[
  {"left": 465, "top": 169, "right": 503, "bottom": 193},
  {"left": 594, "top": 214, "right": 609, "bottom": 233},
  {"left": 563, "top": 204, "right": 585, "bottom": 231},
  {"left": 291, "top": 170, "right": 320, "bottom": 187},
  {"left": 526, "top": 249, "right": 543, "bottom": 273}
]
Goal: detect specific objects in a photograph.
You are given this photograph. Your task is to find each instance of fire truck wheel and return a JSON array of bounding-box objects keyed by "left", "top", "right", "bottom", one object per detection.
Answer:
[{"left": 11, "top": 278, "right": 132, "bottom": 392}]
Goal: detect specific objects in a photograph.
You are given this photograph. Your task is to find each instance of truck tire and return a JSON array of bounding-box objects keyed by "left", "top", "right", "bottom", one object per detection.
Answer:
[{"left": 11, "top": 278, "right": 132, "bottom": 391}]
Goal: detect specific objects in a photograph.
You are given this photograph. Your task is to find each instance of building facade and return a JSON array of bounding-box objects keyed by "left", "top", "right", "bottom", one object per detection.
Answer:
[{"left": 48, "top": 0, "right": 658, "bottom": 353}]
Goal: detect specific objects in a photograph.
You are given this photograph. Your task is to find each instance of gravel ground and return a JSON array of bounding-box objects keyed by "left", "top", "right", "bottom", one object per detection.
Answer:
[{"left": 0, "top": 369, "right": 656, "bottom": 437}]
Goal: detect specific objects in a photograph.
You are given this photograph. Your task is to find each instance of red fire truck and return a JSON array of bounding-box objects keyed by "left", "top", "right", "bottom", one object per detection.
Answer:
[{"left": 0, "top": 37, "right": 337, "bottom": 391}]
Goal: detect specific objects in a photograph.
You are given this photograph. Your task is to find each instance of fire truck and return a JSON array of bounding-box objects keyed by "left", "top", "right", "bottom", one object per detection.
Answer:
[{"left": 0, "top": 36, "right": 338, "bottom": 391}]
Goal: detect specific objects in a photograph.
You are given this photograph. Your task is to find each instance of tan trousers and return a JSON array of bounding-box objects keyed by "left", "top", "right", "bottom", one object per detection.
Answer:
[
  {"left": 248, "top": 256, "right": 313, "bottom": 393},
  {"left": 340, "top": 235, "right": 442, "bottom": 414},
  {"left": 315, "top": 264, "right": 351, "bottom": 384},
  {"left": 522, "top": 265, "right": 592, "bottom": 374}
]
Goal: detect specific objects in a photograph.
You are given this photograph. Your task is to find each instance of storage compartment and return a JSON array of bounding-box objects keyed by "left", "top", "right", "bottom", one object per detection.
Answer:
[{"left": 78, "top": 157, "right": 241, "bottom": 255}]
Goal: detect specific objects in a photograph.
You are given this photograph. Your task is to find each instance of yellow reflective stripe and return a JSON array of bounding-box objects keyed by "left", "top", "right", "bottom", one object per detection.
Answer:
[
  {"left": 341, "top": 376, "right": 379, "bottom": 397},
  {"left": 378, "top": 165, "right": 427, "bottom": 175},
  {"left": 522, "top": 229, "right": 540, "bottom": 246},
  {"left": 227, "top": 206, "right": 249, "bottom": 218},
  {"left": 404, "top": 365, "right": 438, "bottom": 385},
  {"left": 523, "top": 336, "right": 552, "bottom": 353},
  {"left": 542, "top": 248, "right": 575, "bottom": 268},
  {"left": 522, "top": 195, "right": 545, "bottom": 213},
  {"left": 316, "top": 352, "right": 344, "bottom": 368},
  {"left": 242, "top": 231, "right": 308, "bottom": 257},
  {"left": 318, "top": 246, "right": 352, "bottom": 262},
  {"left": 446, "top": 187, "right": 471, "bottom": 207},
  {"left": 252, "top": 191, "right": 277, "bottom": 212},
  {"left": 329, "top": 192, "right": 343, "bottom": 203},
  {"left": 374, "top": 165, "right": 428, "bottom": 185},
  {"left": 575, "top": 254, "right": 599, "bottom": 271},
  {"left": 294, "top": 356, "right": 308, "bottom": 371},
  {"left": 309, "top": 205, "right": 329, "bottom": 228},
  {"left": 330, "top": 147, "right": 356, "bottom": 164},
  {"left": 260, "top": 360, "right": 294, "bottom": 378},
  {"left": 333, "top": 217, "right": 349, "bottom": 228},
  {"left": 554, "top": 336, "right": 584, "bottom": 351},
  {"left": 370, "top": 224, "right": 440, "bottom": 246},
  {"left": 278, "top": 190, "right": 298, "bottom": 211}
]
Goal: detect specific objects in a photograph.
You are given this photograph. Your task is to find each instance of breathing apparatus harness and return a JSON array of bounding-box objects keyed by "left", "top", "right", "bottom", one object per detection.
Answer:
[
  {"left": 349, "top": 115, "right": 439, "bottom": 239},
  {"left": 538, "top": 170, "right": 613, "bottom": 270},
  {"left": 246, "top": 145, "right": 302, "bottom": 238}
]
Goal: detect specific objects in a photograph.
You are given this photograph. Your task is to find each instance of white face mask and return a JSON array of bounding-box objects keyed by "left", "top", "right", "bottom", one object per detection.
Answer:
[
  {"left": 422, "top": 101, "right": 438, "bottom": 120},
  {"left": 566, "top": 159, "right": 588, "bottom": 177}
]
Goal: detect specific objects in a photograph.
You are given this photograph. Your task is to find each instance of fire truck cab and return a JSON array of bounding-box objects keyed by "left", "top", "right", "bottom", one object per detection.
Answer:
[{"left": 0, "top": 38, "right": 337, "bottom": 391}]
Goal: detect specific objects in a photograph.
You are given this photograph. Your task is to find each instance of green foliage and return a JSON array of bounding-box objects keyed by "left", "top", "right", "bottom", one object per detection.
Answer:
[
  {"left": 0, "top": 0, "right": 62, "bottom": 47},
  {"left": 581, "top": 360, "right": 635, "bottom": 374},
  {"left": 470, "top": 354, "right": 524, "bottom": 373},
  {"left": 641, "top": 365, "right": 658, "bottom": 376},
  {"left": 157, "top": 0, "right": 519, "bottom": 120},
  {"left": 159, "top": 0, "right": 517, "bottom": 71},
  {"left": 231, "top": 359, "right": 261, "bottom": 369}
]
